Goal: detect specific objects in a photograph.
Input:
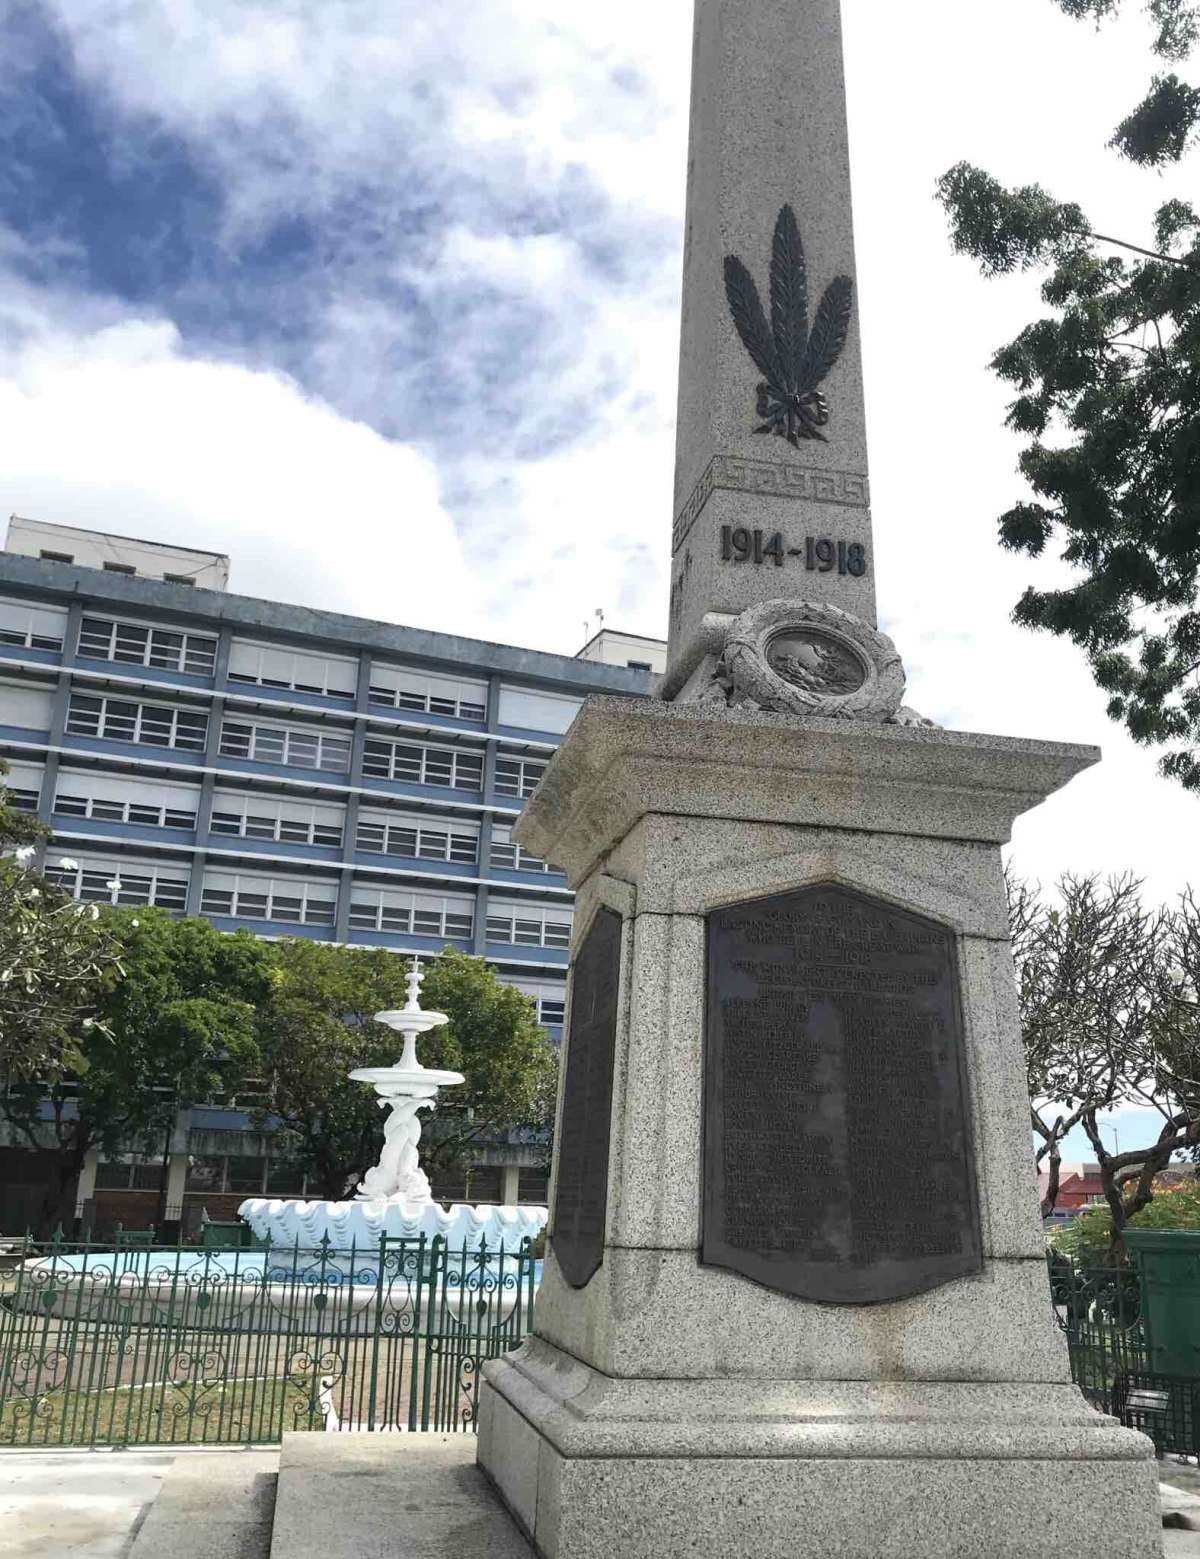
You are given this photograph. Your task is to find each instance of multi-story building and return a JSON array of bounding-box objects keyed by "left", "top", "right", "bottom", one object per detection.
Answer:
[{"left": 0, "top": 517, "right": 660, "bottom": 1232}]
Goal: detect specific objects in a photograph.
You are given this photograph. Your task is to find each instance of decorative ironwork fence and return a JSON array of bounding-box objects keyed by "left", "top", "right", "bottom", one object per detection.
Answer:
[
  {"left": 0, "top": 1233, "right": 536, "bottom": 1448},
  {"left": 1049, "top": 1251, "right": 1148, "bottom": 1416}
]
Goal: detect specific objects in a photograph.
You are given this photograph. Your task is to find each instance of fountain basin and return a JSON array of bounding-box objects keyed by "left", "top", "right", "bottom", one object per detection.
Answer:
[{"left": 238, "top": 1196, "right": 547, "bottom": 1252}]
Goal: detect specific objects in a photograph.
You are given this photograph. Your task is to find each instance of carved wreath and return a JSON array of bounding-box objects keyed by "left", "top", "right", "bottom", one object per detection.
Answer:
[
  {"left": 713, "top": 601, "right": 906, "bottom": 722},
  {"left": 724, "top": 204, "right": 854, "bottom": 446}
]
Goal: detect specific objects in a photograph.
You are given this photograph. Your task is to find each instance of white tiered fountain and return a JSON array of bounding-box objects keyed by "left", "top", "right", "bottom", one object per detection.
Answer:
[{"left": 238, "top": 961, "right": 548, "bottom": 1253}]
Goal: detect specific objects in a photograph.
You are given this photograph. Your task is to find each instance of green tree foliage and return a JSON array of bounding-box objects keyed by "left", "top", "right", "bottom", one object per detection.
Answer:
[
  {"left": 0, "top": 756, "right": 44, "bottom": 851},
  {"left": 1011, "top": 871, "right": 1200, "bottom": 1251},
  {"left": 0, "top": 765, "right": 123, "bottom": 1082},
  {"left": 256, "top": 942, "right": 558, "bottom": 1202},
  {"left": 1049, "top": 1175, "right": 1200, "bottom": 1257},
  {"left": 3, "top": 909, "right": 272, "bottom": 1232},
  {"left": 937, "top": 0, "right": 1200, "bottom": 789}
]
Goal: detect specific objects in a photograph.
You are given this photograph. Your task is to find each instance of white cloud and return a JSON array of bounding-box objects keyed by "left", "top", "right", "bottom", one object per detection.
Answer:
[
  {"left": 3, "top": 0, "right": 1199, "bottom": 909},
  {"left": 0, "top": 312, "right": 482, "bottom": 635}
]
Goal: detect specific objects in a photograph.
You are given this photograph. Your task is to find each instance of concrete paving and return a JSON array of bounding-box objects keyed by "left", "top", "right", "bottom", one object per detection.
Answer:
[
  {"left": 1, "top": 1439, "right": 1196, "bottom": 1558},
  {"left": 127, "top": 1449, "right": 278, "bottom": 1559},
  {"left": 269, "top": 1433, "right": 534, "bottom": 1559},
  {"left": 0, "top": 1450, "right": 175, "bottom": 1559},
  {"left": 1161, "top": 1464, "right": 1200, "bottom": 1557}
]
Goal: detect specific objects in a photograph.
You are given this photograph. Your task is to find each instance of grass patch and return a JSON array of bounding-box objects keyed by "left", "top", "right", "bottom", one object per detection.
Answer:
[{"left": 0, "top": 1376, "right": 320, "bottom": 1448}]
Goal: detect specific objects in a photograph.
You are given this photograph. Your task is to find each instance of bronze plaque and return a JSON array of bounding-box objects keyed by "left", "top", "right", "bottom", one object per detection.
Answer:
[
  {"left": 552, "top": 908, "right": 622, "bottom": 1289},
  {"left": 703, "top": 884, "right": 981, "bottom": 1304}
]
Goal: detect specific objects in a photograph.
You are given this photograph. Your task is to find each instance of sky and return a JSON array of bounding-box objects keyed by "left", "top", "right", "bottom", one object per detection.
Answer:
[{"left": 0, "top": 0, "right": 1196, "bottom": 1119}]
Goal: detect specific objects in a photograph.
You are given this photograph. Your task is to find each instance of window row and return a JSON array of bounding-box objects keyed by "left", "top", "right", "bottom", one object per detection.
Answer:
[
  {"left": 348, "top": 887, "right": 475, "bottom": 940},
  {"left": 43, "top": 856, "right": 189, "bottom": 913},
  {"left": 363, "top": 736, "right": 484, "bottom": 791},
  {"left": 210, "top": 790, "right": 344, "bottom": 848},
  {"left": 511, "top": 980, "right": 568, "bottom": 1028},
  {"left": 55, "top": 769, "right": 198, "bottom": 830},
  {"left": 79, "top": 616, "right": 217, "bottom": 677},
  {"left": 485, "top": 900, "right": 572, "bottom": 949},
  {"left": 218, "top": 717, "right": 352, "bottom": 773},
  {"left": 495, "top": 756, "right": 546, "bottom": 799},
  {"left": 0, "top": 601, "right": 584, "bottom": 738},
  {"left": 12, "top": 760, "right": 562, "bottom": 879},
  {"left": 0, "top": 596, "right": 67, "bottom": 653},
  {"left": 2, "top": 760, "right": 42, "bottom": 813},
  {"left": 67, "top": 693, "right": 208, "bottom": 752},
  {"left": 200, "top": 871, "right": 337, "bottom": 927},
  {"left": 356, "top": 810, "right": 478, "bottom": 863},
  {"left": 489, "top": 823, "right": 551, "bottom": 874},
  {"left": 58, "top": 692, "right": 547, "bottom": 808},
  {"left": 94, "top": 1153, "right": 309, "bottom": 1198},
  {"left": 40, "top": 853, "right": 574, "bottom": 948},
  {"left": 228, "top": 640, "right": 356, "bottom": 700},
  {"left": 369, "top": 664, "right": 486, "bottom": 722}
]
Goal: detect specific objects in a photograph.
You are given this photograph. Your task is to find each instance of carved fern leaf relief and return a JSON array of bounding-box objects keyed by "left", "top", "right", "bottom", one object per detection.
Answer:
[{"left": 724, "top": 204, "right": 854, "bottom": 447}]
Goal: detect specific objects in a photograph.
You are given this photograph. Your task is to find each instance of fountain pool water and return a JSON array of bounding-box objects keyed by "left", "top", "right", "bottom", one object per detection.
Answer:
[{"left": 237, "top": 961, "right": 548, "bottom": 1254}]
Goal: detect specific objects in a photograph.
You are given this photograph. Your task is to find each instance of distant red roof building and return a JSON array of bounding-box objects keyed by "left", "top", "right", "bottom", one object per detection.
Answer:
[{"left": 1037, "top": 1163, "right": 1105, "bottom": 1215}]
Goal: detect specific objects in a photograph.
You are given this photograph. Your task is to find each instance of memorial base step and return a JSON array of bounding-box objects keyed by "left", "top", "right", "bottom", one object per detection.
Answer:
[{"left": 478, "top": 1344, "right": 1164, "bottom": 1559}]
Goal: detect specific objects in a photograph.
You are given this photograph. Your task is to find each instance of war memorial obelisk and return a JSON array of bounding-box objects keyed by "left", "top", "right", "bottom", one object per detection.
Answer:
[{"left": 477, "top": 1, "right": 1163, "bottom": 1554}]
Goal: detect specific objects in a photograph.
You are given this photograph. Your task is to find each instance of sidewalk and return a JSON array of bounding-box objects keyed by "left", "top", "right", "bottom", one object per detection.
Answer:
[{"left": 0, "top": 1446, "right": 276, "bottom": 1559}]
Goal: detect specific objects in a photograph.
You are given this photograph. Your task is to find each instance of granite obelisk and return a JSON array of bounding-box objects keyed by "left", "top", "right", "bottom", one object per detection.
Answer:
[
  {"left": 477, "top": 2, "right": 1163, "bottom": 1554},
  {"left": 666, "top": 0, "right": 874, "bottom": 698}
]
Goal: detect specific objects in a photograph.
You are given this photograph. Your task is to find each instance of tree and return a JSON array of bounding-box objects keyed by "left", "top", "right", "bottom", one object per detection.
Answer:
[
  {"left": 1049, "top": 1175, "right": 1200, "bottom": 1258},
  {"left": 1010, "top": 871, "right": 1200, "bottom": 1251},
  {"left": 256, "top": 942, "right": 558, "bottom": 1202},
  {"left": 0, "top": 767, "right": 123, "bottom": 1082},
  {"left": 937, "top": 0, "right": 1200, "bottom": 789},
  {"left": 2, "top": 909, "right": 273, "bottom": 1232}
]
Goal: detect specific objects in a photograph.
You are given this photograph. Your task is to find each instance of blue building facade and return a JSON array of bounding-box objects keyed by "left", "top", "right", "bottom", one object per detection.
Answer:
[{"left": 0, "top": 533, "right": 658, "bottom": 1225}]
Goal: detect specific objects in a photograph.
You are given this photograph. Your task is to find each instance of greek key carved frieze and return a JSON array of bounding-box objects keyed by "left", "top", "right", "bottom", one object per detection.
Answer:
[{"left": 672, "top": 455, "right": 870, "bottom": 554}]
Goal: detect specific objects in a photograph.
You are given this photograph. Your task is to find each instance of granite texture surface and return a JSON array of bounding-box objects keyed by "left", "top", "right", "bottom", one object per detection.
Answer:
[
  {"left": 667, "top": 0, "right": 875, "bottom": 679},
  {"left": 483, "top": 1340, "right": 1146, "bottom": 1459},
  {"left": 531, "top": 1247, "right": 1071, "bottom": 1384},
  {"left": 544, "top": 876, "right": 636, "bottom": 1246},
  {"left": 514, "top": 698, "right": 1100, "bottom": 885},
  {"left": 603, "top": 910, "right": 706, "bottom": 1253},
  {"left": 540, "top": 1452, "right": 1162, "bottom": 1559},
  {"left": 545, "top": 894, "right": 1044, "bottom": 1270},
  {"left": 479, "top": 1346, "right": 1163, "bottom": 1557},
  {"left": 606, "top": 814, "right": 1012, "bottom": 935}
]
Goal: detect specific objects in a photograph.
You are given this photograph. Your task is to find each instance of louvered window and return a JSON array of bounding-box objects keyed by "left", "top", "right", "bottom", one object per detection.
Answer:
[
  {"left": 209, "top": 791, "right": 345, "bottom": 848},
  {"left": 53, "top": 770, "right": 199, "bottom": 830},
  {"left": 66, "top": 693, "right": 208, "bottom": 751},
  {"left": 485, "top": 900, "right": 573, "bottom": 949},
  {"left": 228, "top": 640, "right": 356, "bottom": 700},
  {"left": 200, "top": 870, "right": 337, "bottom": 926},
  {"left": 0, "top": 597, "right": 67, "bottom": 653},
  {"left": 368, "top": 664, "right": 486, "bottom": 721},
  {"left": 348, "top": 887, "right": 474, "bottom": 940},
  {"left": 219, "top": 718, "right": 351, "bottom": 773},
  {"left": 44, "top": 854, "right": 189, "bottom": 912},
  {"left": 489, "top": 824, "right": 551, "bottom": 873},
  {"left": 362, "top": 737, "right": 483, "bottom": 791},
  {"left": 509, "top": 980, "right": 568, "bottom": 1028},
  {"left": 78, "top": 615, "right": 217, "bottom": 676},
  {"left": 355, "top": 810, "right": 477, "bottom": 864},
  {"left": 494, "top": 756, "right": 547, "bottom": 799},
  {"left": 2, "top": 761, "right": 41, "bottom": 813}
]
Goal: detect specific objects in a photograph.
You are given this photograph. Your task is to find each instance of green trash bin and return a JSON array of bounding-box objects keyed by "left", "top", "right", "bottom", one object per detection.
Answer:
[{"left": 1125, "top": 1229, "right": 1200, "bottom": 1377}]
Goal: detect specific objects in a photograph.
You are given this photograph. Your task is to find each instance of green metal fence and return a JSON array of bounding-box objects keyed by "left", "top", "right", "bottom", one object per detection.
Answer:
[
  {"left": 0, "top": 1232, "right": 537, "bottom": 1448},
  {"left": 1049, "top": 1250, "right": 1148, "bottom": 1415}
]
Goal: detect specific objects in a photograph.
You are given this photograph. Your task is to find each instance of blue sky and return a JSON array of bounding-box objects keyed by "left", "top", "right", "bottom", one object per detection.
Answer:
[{"left": 1, "top": 0, "right": 1199, "bottom": 961}]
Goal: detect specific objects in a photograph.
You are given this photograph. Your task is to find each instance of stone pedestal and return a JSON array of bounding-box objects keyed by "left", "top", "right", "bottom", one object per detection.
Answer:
[{"left": 477, "top": 698, "right": 1162, "bottom": 1559}]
